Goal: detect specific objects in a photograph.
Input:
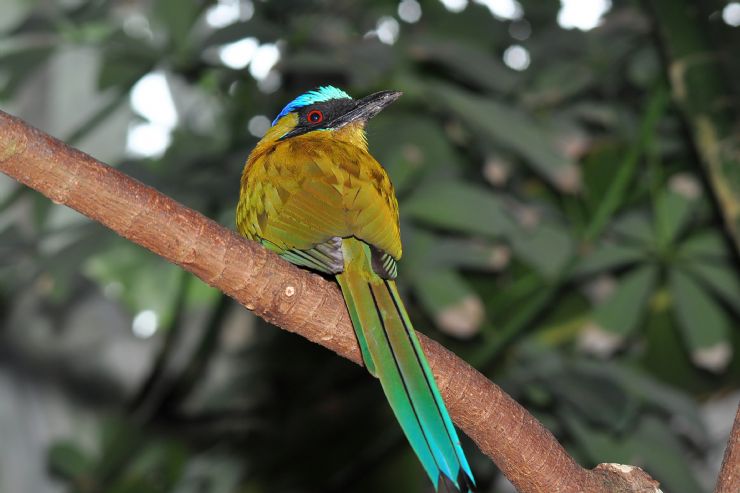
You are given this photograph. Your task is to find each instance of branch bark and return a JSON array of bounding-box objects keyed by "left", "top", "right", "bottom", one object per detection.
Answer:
[
  {"left": 715, "top": 401, "right": 740, "bottom": 493},
  {"left": 0, "top": 110, "right": 662, "bottom": 492}
]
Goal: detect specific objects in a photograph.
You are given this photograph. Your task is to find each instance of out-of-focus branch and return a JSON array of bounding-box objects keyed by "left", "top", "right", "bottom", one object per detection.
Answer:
[
  {"left": 715, "top": 401, "right": 740, "bottom": 493},
  {"left": 646, "top": 0, "right": 740, "bottom": 255},
  {"left": 0, "top": 110, "right": 661, "bottom": 492}
]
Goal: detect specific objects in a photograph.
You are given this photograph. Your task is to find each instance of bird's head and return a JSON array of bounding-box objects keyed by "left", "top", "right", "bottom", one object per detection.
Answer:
[{"left": 261, "top": 86, "right": 402, "bottom": 146}]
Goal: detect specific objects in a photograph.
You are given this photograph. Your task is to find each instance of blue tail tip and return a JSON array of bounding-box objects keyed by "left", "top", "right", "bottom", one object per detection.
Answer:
[{"left": 438, "top": 471, "right": 476, "bottom": 492}]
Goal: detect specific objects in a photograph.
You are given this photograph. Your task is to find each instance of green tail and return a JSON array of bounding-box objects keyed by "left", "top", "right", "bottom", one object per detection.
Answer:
[{"left": 337, "top": 239, "right": 475, "bottom": 492}]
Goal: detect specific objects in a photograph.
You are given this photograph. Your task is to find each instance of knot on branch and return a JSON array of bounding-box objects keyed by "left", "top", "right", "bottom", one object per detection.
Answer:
[
  {"left": 593, "top": 463, "right": 662, "bottom": 493},
  {"left": 0, "top": 118, "right": 27, "bottom": 164}
]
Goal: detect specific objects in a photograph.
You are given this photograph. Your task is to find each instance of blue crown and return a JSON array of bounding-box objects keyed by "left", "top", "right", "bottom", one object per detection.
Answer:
[{"left": 272, "top": 86, "right": 352, "bottom": 126}]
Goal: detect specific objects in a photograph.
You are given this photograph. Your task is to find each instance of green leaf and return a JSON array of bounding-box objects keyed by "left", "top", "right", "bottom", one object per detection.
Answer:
[
  {"left": 0, "top": 0, "right": 33, "bottom": 32},
  {"left": 151, "top": 0, "right": 201, "bottom": 49},
  {"left": 627, "top": 46, "right": 661, "bottom": 89},
  {"left": 550, "top": 368, "right": 637, "bottom": 429},
  {"left": 408, "top": 38, "right": 518, "bottom": 93},
  {"left": 687, "top": 260, "right": 740, "bottom": 315},
  {"left": 655, "top": 185, "right": 696, "bottom": 247},
  {"left": 572, "top": 241, "right": 644, "bottom": 278},
  {"left": 629, "top": 416, "right": 705, "bottom": 493},
  {"left": 0, "top": 44, "right": 54, "bottom": 98},
  {"left": 592, "top": 265, "right": 658, "bottom": 337},
  {"left": 611, "top": 364, "right": 706, "bottom": 444},
  {"left": 429, "top": 84, "right": 578, "bottom": 190},
  {"left": 426, "top": 237, "right": 510, "bottom": 272},
  {"left": 202, "top": 20, "right": 280, "bottom": 47},
  {"left": 98, "top": 35, "right": 158, "bottom": 90},
  {"left": 560, "top": 412, "right": 633, "bottom": 464},
  {"left": 678, "top": 230, "right": 730, "bottom": 261},
  {"left": 48, "top": 441, "right": 93, "bottom": 480},
  {"left": 580, "top": 142, "right": 626, "bottom": 213},
  {"left": 669, "top": 269, "right": 731, "bottom": 370},
  {"left": 610, "top": 211, "right": 654, "bottom": 245},
  {"left": 523, "top": 62, "right": 594, "bottom": 107},
  {"left": 417, "top": 1, "right": 512, "bottom": 47},
  {"left": 564, "top": 413, "right": 705, "bottom": 493},
  {"left": 412, "top": 268, "right": 483, "bottom": 337},
  {"left": 83, "top": 241, "right": 184, "bottom": 327},
  {"left": 403, "top": 182, "right": 515, "bottom": 237},
  {"left": 370, "top": 115, "right": 463, "bottom": 194},
  {"left": 405, "top": 183, "right": 572, "bottom": 277},
  {"left": 507, "top": 221, "right": 575, "bottom": 279}
]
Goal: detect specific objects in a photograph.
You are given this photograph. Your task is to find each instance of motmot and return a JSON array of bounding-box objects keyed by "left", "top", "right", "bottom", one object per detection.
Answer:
[{"left": 236, "top": 86, "right": 476, "bottom": 492}]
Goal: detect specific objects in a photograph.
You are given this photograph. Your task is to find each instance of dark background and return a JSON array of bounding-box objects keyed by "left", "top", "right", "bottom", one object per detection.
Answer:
[{"left": 1, "top": 1, "right": 739, "bottom": 492}]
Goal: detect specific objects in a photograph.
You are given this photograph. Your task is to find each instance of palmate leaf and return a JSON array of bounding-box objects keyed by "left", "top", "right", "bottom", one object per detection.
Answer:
[{"left": 669, "top": 269, "right": 732, "bottom": 372}]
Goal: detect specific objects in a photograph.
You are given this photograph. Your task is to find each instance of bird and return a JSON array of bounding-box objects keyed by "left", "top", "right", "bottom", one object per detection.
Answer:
[{"left": 236, "top": 86, "right": 476, "bottom": 492}]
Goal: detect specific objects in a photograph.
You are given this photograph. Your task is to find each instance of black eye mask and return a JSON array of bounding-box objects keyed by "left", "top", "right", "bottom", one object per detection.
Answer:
[{"left": 296, "top": 99, "right": 355, "bottom": 128}]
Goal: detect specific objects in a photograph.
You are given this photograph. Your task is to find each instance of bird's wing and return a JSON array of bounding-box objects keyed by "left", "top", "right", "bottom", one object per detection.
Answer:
[{"left": 261, "top": 236, "right": 344, "bottom": 275}]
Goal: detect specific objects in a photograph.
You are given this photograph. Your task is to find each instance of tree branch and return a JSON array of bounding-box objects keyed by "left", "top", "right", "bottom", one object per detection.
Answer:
[
  {"left": 0, "top": 110, "right": 662, "bottom": 492},
  {"left": 715, "top": 401, "right": 740, "bottom": 493}
]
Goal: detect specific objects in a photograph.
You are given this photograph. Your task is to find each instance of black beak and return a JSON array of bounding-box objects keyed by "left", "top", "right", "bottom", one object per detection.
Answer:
[{"left": 332, "top": 90, "right": 402, "bottom": 127}]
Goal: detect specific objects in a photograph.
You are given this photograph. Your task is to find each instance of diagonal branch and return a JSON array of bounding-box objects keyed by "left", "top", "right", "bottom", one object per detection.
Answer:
[
  {"left": 0, "top": 110, "right": 661, "bottom": 493},
  {"left": 715, "top": 401, "right": 740, "bottom": 493}
]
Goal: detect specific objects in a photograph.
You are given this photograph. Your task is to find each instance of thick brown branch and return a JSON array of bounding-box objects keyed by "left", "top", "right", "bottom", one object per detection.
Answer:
[
  {"left": 716, "top": 401, "right": 740, "bottom": 493},
  {"left": 0, "top": 110, "right": 661, "bottom": 492}
]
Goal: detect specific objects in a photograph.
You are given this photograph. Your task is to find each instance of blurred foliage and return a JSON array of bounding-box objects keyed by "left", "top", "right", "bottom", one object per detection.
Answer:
[{"left": 1, "top": 0, "right": 739, "bottom": 492}]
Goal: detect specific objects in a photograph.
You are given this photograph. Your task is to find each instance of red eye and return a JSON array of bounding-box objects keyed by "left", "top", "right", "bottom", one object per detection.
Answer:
[{"left": 307, "top": 110, "right": 324, "bottom": 123}]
